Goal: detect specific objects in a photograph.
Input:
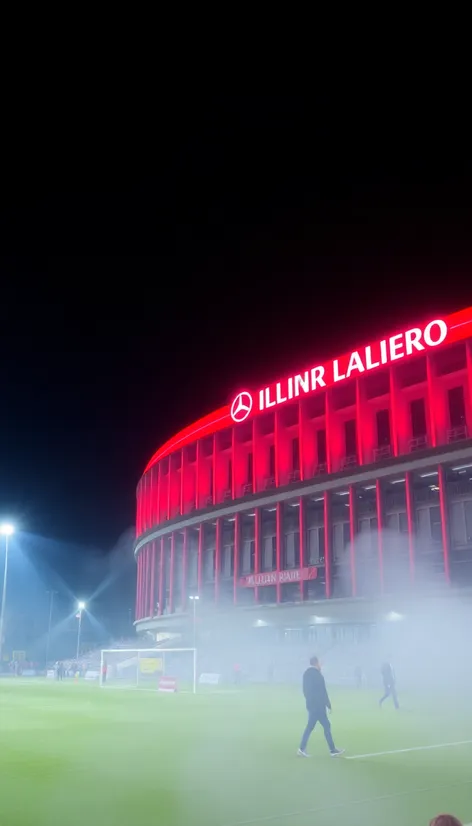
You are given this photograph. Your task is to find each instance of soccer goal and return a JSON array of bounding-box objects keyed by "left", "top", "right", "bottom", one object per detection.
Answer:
[{"left": 100, "top": 648, "right": 197, "bottom": 693}]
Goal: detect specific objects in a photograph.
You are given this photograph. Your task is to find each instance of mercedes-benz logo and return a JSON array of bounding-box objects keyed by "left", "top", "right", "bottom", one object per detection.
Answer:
[{"left": 231, "top": 391, "right": 253, "bottom": 423}]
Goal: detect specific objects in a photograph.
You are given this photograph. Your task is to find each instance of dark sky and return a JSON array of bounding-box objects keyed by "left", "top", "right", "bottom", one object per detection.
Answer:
[{"left": 1, "top": 97, "right": 471, "bottom": 577}]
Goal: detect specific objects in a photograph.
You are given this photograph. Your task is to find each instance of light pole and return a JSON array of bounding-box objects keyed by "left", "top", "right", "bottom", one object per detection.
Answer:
[
  {"left": 45, "top": 590, "right": 57, "bottom": 666},
  {"left": 189, "top": 595, "right": 199, "bottom": 648},
  {"left": 76, "top": 601, "right": 86, "bottom": 661},
  {"left": 0, "top": 524, "right": 15, "bottom": 666}
]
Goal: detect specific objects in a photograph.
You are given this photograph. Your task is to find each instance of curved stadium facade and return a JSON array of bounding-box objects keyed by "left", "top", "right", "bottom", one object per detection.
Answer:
[{"left": 135, "top": 306, "right": 472, "bottom": 637}]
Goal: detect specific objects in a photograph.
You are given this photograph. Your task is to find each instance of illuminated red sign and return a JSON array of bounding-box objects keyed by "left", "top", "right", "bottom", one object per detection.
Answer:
[
  {"left": 144, "top": 305, "right": 472, "bottom": 471},
  {"left": 240, "top": 566, "right": 318, "bottom": 587},
  {"left": 231, "top": 317, "right": 453, "bottom": 422}
]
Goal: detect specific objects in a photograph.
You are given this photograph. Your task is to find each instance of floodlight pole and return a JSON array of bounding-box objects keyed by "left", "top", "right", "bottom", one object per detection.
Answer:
[
  {"left": 0, "top": 533, "right": 10, "bottom": 665},
  {"left": 76, "top": 609, "right": 83, "bottom": 661},
  {"left": 45, "top": 590, "right": 57, "bottom": 666}
]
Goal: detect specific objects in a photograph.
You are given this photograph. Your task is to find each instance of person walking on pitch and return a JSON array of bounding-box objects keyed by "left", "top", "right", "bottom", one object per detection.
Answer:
[
  {"left": 297, "top": 656, "right": 344, "bottom": 758},
  {"left": 379, "top": 661, "right": 399, "bottom": 709}
]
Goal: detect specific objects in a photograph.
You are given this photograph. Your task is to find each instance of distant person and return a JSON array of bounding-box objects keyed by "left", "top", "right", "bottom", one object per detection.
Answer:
[
  {"left": 354, "top": 665, "right": 363, "bottom": 689},
  {"left": 379, "top": 661, "right": 399, "bottom": 709},
  {"left": 102, "top": 661, "right": 108, "bottom": 684},
  {"left": 297, "top": 656, "right": 344, "bottom": 758}
]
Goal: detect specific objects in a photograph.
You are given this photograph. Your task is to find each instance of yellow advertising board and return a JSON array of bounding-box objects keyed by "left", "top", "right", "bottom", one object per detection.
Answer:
[{"left": 139, "top": 658, "right": 163, "bottom": 674}]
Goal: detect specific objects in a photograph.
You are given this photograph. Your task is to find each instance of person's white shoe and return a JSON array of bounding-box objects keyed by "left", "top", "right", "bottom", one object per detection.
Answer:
[
  {"left": 297, "top": 748, "right": 310, "bottom": 757},
  {"left": 330, "top": 748, "right": 345, "bottom": 757}
]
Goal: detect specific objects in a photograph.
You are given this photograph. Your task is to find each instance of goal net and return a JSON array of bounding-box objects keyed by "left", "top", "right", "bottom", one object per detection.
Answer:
[{"left": 100, "top": 648, "right": 197, "bottom": 693}]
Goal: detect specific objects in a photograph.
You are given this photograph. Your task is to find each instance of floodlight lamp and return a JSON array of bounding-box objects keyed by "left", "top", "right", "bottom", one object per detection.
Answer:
[
  {"left": 189, "top": 595, "right": 200, "bottom": 601},
  {"left": 0, "top": 524, "right": 14, "bottom": 536},
  {"left": 78, "top": 601, "right": 86, "bottom": 610}
]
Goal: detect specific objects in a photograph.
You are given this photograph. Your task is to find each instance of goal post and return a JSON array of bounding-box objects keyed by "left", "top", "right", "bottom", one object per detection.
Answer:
[{"left": 99, "top": 648, "right": 197, "bottom": 693}]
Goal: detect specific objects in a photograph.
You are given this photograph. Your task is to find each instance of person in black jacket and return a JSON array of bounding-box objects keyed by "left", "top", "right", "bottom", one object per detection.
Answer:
[
  {"left": 297, "top": 656, "right": 344, "bottom": 757},
  {"left": 379, "top": 662, "right": 399, "bottom": 709}
]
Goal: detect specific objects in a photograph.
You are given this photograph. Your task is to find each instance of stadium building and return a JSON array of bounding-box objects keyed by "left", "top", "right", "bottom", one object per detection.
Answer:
[{"left": 134, "top": 306, "right": 472, "bottom": 641}]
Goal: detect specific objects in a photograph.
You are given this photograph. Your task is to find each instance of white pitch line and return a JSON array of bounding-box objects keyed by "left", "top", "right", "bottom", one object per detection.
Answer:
[
  {"left": 220, "top": 780, "right": 472, "bottom": 826},
  {"left": 345, "top": 739, "right": 472, "bottom": 760}
]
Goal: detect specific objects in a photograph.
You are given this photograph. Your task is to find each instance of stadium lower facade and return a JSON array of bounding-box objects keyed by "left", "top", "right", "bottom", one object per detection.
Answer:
[{"left": 135, "top": 306, "right": 472, "bottom": 638}]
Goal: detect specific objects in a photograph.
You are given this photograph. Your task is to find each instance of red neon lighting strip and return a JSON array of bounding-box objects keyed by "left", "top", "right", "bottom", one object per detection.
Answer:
[
  {"left": 215, "top": 518, "right": 221, "bottom": 604},
  {"left": 143, "top": 305, "right": 472, "bottom": 474},
  {"left": 197, "top": 524, "right": 203, "bottom": 594},
  {"left": 254, "top": 508, "right": 260, "bottom": 604},
  {"left": 405, "top": 472, "right": 415, "bottom": 583},
  {"left": 298, "top": 496, "right": 305, "bottom": 601},
  {"left": 324, "top": 492, "right": 331, "bottom": 598},
  {"left": 169, "top": 533, "right": 175, "bottom": 614},
  {"left": 349, "top": 485, "right": 356, "bottom": 597},
  {"left": 233, "top": 513, "right": 240, "bottom": 605},
  {"left": 438, "top": 465, "right": 451, "bottom": 584},
  {"left": 158, "top": 538, "right": 164, "bottom": 615},
  {"left": 376, "top": 479, "right": 384, "bottom": 593},
  {"left": 276, "top": 502, "right": 282, "bottom": 603},
  {"left": 181, "top": 528, "right": 188, "bottom": 612}
]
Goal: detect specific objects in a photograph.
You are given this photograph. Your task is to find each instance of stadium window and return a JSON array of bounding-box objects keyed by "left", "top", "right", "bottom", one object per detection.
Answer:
[
  {"left": 269, "top": 444, "right": 276, "bottom": 478},
  {"left": 317, "top": 429, "right": 327, "bottom": 464},
  {"left": 343, "top": 522, "right": 351, "bottom": 546},
  {"left": 344, "top": 419, "right": 357, "bottom": 457},
  {"left": 227, "top": 459, "right": 232, "bottom": 490},
  {"left": 399, "top": 511, "right": 408, "bottom": 533},
  {"left": 464, "top": 500, "right": 472, "bottom": 542},
  {"left": 429, "top": 505, "right": 442, "bottom": 543},
  {"left": 294, "top": 531, "right": 300, "bottom": 567},
  {"left": 376, "top": 409, "right": 391, "bottom": 447},
  {"left": 448, "top": 386, "right": 466, "bottom": 428},
  {"left": 410, "top": 398, "right": 427, "bottom": 438},
  {"left": 308, "top": 528, "right": 319, "bottom": 563},
  {"left": 292, "top": 437, "right": 300, "bottom": 471},
  {"left": 247, "top": 452, "right": 253, "bottom": 485}
]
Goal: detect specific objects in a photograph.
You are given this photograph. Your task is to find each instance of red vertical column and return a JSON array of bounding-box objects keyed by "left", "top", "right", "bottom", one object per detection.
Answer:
[
  {"left": 426, "top": 355, "right": 437, "bottom": 448},
  {"left": 167, "top": 457, "right": 172, "bottom": 519},
  {"left": 325, "top": 390, "right": 333, "bottom": 474},
  {"left": 156, "top": 463, "right": 162, "bottom": 525},
  {"left": 143, "top": 547, "right": 148, "bottom": 617},
  {"left": 299, "top": 495, "right": 305, "bottom": 601},
  {"left": 389, "top": 366, "right": 400, "bottom": 457},
  {"left": 180, "top": 448, "right": 186, "bottom": 516},
  {"left": 254, "top": 507, "right": 261, "bottom": 603},
  {"left": 195, "top": 440, "right": 201, "bottom": 509},
  {"left": 376, "top": 479, "right": 384, "bottom": 594},
  {"left": 158, "top": 538, "right": 165, "bottom": 615},
  {"left": 276, "top": 502, "right": 283, "bottom": 603},
  {"left": 438, "top": 464, "right": 451, "bottom": 584},
  {"left": 233, "top": 512, "right": 240, "bottom": 605},
  {"left": 181, "top": 528, "right": 188, "bottom": 612},
  {"left": 405, "top": 471, "right": 415, "bottom": 583},
  {"left": 324, "top": 491, "right": 331, "bottom": 598},
  {"left": 348, "top": 485, "right": 357, "bottom": 597},
  {"left": 197, "top": 523, "right": 204, "bottom": 594},
  {"left": 169, "top": 533, "right": 175, "bottom": 614},
  {"left": 215, "top": 518, "right": 222, "bottom": 604},
  {"left": 298, "top": 402, "right": 305, "bottom": 481},
  {"left": 355, "top": 380, "right": 364, "bottom": 466},
  {"left": 212, "top": 434, "right": 218, "bottom": 506}
]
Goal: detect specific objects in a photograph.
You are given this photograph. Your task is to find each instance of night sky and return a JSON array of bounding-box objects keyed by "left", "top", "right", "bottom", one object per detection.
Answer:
[{"left": 1, "top": 98, "right": 471, "bottom": 594}]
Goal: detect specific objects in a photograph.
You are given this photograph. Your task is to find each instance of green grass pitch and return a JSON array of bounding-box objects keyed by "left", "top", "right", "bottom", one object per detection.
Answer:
[{"left": 0, "top": 680, "right": 471, "bottom": 826}]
